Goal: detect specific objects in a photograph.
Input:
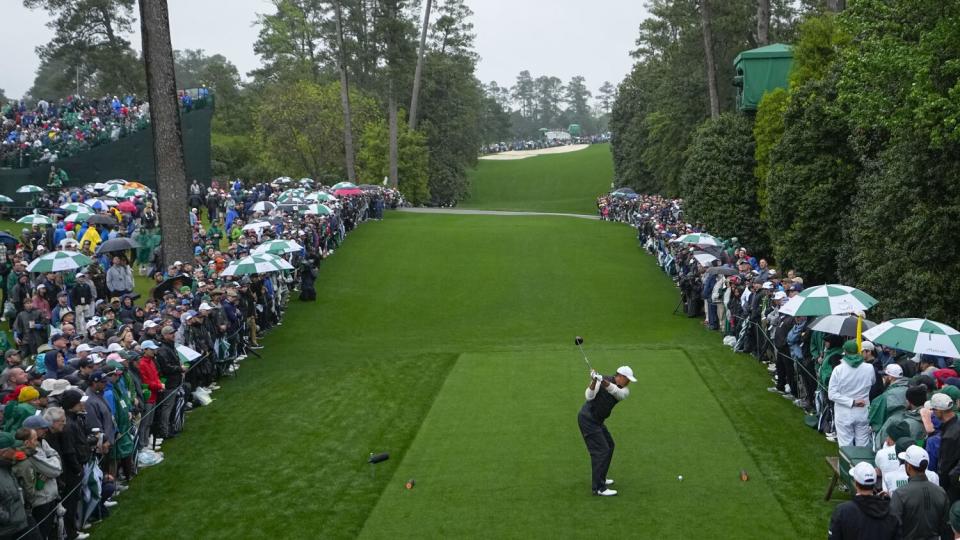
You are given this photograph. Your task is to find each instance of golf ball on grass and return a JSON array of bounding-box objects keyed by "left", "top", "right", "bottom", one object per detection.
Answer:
[{"left": 677, "top": 475, "right": 683, "bottom": 481}]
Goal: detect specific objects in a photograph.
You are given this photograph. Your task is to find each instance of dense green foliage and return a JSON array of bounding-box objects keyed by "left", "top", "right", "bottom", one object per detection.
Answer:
[
  {"left": 91, "top": 209, "right": 836, "bottom": 538},
  {"left": 609, "top": 0, "right": 960, "bottom": 326},
  {"left": 680, "top": 113, "right": 767, "bottom": 253},
  {"left": 357, "top": 120, "right": 430, "bottom": 204}
]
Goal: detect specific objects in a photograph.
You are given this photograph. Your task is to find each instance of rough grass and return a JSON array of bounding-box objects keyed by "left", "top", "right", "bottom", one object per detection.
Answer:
[
  {"left": 461, "top": 144, "right": 613, "bottom": 215},
  {"left": 92, "top": 213, "right": 838, "bottom": 539}
]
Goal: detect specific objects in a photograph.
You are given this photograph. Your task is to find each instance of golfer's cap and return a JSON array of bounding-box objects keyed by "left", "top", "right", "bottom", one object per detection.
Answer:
[
  {"left": 143, "top": 320, "right": 158, "bottom": 329},
  {"left": 76, "top": 343, "right": 92, "bottom": 353},
  {"left": 850, "top": 462, "right": 877, "bottom": 486},
  {"left": 616, "top": 366, "right": 637, "bottom": 383},
  {"left": 773, "top": 291, "right": 787, "bottom": 301},
  {"left": 140, "top": 340, "right": 160, "bottom": 350},
  {"left": 860, "top": 341, "right": 876, "bottom": 352},
  {"left": 931, "top": 393, "right": 954, "bottom": 411},
  {"left": 898, "top": 445, "right": 930, "bottom": 468},
  {"left": 107, "top": 343, "right": 123, "bottom": 353},
  {"left": 884, "top": 364, "right": 904, "bottom": 378}
]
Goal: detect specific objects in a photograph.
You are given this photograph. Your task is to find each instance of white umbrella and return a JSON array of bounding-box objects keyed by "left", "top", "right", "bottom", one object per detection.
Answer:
[{"left": 242, "top": 220, "right": 273, "bottom": 232}]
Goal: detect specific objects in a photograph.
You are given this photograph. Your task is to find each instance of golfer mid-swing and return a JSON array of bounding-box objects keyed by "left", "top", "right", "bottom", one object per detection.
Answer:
[{"left": 578, "top": 366, "right": 636, "bottom": 496}]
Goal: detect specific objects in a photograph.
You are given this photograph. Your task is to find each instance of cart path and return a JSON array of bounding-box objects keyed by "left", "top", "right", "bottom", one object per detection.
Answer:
[{"left": 397, "top": 207, "right": 599, "bottom": 220}]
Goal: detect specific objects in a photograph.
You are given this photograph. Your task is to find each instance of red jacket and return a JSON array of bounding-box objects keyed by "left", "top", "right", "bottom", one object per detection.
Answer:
[{"left": 137, "top": 356, "right": 163, "bottom": 404}]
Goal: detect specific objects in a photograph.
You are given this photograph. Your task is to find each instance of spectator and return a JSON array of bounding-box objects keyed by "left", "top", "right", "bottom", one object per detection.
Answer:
[
  {"left": 891, "top": 444, "right": 951, "bottom": 539},
  {"left": 828, "top": 461, "right": 900, "bottom": 539}
]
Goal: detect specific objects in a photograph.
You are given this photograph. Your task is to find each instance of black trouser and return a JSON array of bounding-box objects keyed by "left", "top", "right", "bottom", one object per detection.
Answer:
[
  {"left": 775, "top": 346, "right": 796, "bottom": 395},
  {"left": 154, "top": 383, "right": 180, "bottom": 438},
  {"left": 61, "top": 471, "right": 82, "bottom": 539},
  {"left": 31, "top": 500, "right": 57, "bottom": 540},
  {"left": 578, "top": 411, "right": 614, "bottom": 492}
]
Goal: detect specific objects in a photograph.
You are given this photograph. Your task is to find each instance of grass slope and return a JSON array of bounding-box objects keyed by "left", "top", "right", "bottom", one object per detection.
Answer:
[
  {"left": 94, "top": 213, "right": 837, "bottom": 539},
  {"left": 462, "top": 144, "right": 612, "bottom": 214}
]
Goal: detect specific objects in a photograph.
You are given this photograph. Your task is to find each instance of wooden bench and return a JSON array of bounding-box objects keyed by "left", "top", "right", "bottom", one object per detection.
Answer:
[{"left": 825, "top": 456, "right": 841, "bottom": 500}]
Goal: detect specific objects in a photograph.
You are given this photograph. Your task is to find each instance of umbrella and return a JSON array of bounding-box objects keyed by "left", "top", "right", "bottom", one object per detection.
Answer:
[
  {"left": 16, "top": 184, "right": 45, "bottom": 194},
  {"left": 0, "top": 232, "right": 17, "bottom": 249},
  {"left": 123, "top": 181, "right": 148, "bottom": 190},
  {"left": 26, "top": 251, "right": 92, "bottom": 273},
  {"left": 272, "top": 176, "right": 294, "bottom": 185},
  {"left": 302, "top": 203, "right": 332, "bottom": 215},
  {"left": 60, "top": 202, "right": 93, "bottom": 213},
  {"left": 176, "top": 344, "right": 202, "bottom": 365},
  {"left": 242, "top": 220, "right": 273, "bottom": 232},
  {"left": 221, "top": 253, "right": 293, "bottom": 277},
  {"left": 95, "top": 237, "right": 140, "bottom": 256},
  {"left": 331, "top": 181, "right": 357, "bottom": 190},
  {"left": 298, "top": 178, "right": 314, "bottom": 185},
  {"left": 334, "top": 188, "right": 364, "bottom": 197},
  {"left": 779, "top": 284, "right": 879, "bottom": 317},
  {"left": 251, "top": 201, "right": 276, "bottom": 213},
  {"left": 0, "top": 195, "right": 12, "bottom": 203},
  {"left": 673, "top": 233, "right": 720, "bottom": 246},
  {"left": 253, "top": 239, "right": 303, "bottom": 255},
  {"left": 87, "top": 215, "right": 118, "bottom": 226},
  {"left": 107, "top": 186, "right": 146, "bottom": 198},
  {"left": 305, "top": 191, "right": 337, "bottom": 202},
  {"left": 705, "top": 266, "right": 737, "bottom": 276},
  {"left": 863, "top": 318, "right": 960, "bottom": 358},
  {"left": 104, "top": 179, "right": 127, "bottom": 185},
  {"left": 809, "top": 314, "right": 878, "bottom": 337},
  {"left": 612, "top": 187, "right": 636, "bottom": 194},
  {"left": 116, "top": 201, "right": 137, "bottom": 214},
  {"left": 692, "top": 252, "right": 717, "bottom": 266},
  {"left": 65, "top": 211, "right": 94, "bottom": 223},
  {"left": 17, "top": 214, "right": 53, "bottom": 226},
  {"left": 151, "top": 274, "right": 195, "bottom": 300}
]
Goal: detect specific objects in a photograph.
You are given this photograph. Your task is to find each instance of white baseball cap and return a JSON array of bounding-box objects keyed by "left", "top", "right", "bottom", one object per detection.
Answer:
[
  {"left": 898, "top": 445, "right": 930, "bottom": 468},
  {"left": 143, "top": 320, "right": 158, "bottom": 329},
  {"left": 884, "top": 364, "right": 903, "bottom": 378},
  {"left": 860, "top": 341, "right": 876, "bottom": 352},
  {"left": 773, "top": 291, "right": 787, "bottom": 301},
  {"left": 107, "top": 343, "right": 123, "bottom": 353},
  {"left": 930, "top": 392, "right": 954, "bottom": 411},
  {"left": 850, "top": 461, "right": 877, "bottom": 486},
  {"left": 76, "top": 343, "right": 92, "bottom": 353},
  {"left": 762, "top": 281, "right": 773, "bottom": 290},
  {"left": 616, "top": 366, "right": 637, "bottom": 383},
  {"left": 199, "top": 302, "right": 213, "bottom": 311}
]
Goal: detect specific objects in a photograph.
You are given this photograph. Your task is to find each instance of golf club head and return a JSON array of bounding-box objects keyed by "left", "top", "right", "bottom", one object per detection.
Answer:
[{"left": 574, "top": 336, "right": 583, "bottom": 346}]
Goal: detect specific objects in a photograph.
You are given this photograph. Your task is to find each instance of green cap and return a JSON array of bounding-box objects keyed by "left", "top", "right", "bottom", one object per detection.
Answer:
[
  {"left": 0, "top": 432, "right": 23, "bottom": 450},
  {"left": 895, "top": 436, "right": 914, "bottom": 454},
  {"left": 887, "top": 421, "right": 911, "bottom": 443},
  {"left": 843, "top": 340, "right": 858, "bottom": 354},
  {"left": 941, "top": 385, "right": 960, "bottom": 404}
]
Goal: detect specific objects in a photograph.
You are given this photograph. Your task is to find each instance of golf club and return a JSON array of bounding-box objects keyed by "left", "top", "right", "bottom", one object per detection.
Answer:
[{"left": 574, "top": 336, "right": 593, "bottom": 372}]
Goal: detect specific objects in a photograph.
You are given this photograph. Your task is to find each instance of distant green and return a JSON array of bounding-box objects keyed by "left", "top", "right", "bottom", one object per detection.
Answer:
[{"left": 462, "top": 143, "right": 613, "bottom": 214}]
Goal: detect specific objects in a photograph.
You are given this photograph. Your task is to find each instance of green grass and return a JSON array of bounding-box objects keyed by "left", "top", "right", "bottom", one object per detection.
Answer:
[
  {"left": 92, "top": 212, "right": 837, "bottom": 539},
  {"left": 461, "top": 143, "right": 613, "bottom": 214}
]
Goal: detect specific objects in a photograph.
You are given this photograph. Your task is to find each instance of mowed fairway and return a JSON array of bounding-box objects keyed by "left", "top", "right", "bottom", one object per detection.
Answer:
[
  {"left": 462, "top": 143, "right": 612, "bottom": 214},
  {"left": 94, "top": 211, "right": 838, "bottom": 539}
]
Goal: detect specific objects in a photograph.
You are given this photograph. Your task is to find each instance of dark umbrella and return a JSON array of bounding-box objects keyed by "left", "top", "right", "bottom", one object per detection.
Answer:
[
  {"left": 705, "top": 266, "right": 738, "bottom": 276},
  {"left": 0, "top": 232, "right": 18, "bottom": 249},
  {"left": 87, "top": 214, "right": 117, "bottom": 226},
  {"left": 95, "top": 237, "right": 140, "bottom": 256},
  {"left": 151, "top": 274, "right": 196, "bottom": 300},
  {"left": 809, "top": 314, "right": 877, "bottom": 337}
]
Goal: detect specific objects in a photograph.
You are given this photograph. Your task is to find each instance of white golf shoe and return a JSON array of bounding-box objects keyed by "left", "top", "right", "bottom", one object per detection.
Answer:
[
  {"left": 605, "top": 479, "right": 614, "bottom": 486},
  {"left": 594, "top": 488, "right": 618, "bottom": 496}
]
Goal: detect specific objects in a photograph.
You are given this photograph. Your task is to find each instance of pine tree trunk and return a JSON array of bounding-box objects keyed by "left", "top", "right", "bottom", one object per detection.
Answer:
[
  {"left": 700, "top": 0, "right": 720, "bottom": 119},
  {"left": 139, "top": 0, "right": 193, "bottom": 266},
  {"left": 756, "top": 0, "right": 770, "bottom": 46},
  {"left": 389, "top": 84, "right": 399, "bottom": 187},
  {"left": 333, "top": 0, "right": 356, "bottom": 182},
  {"left": 408, "top": 0, "right": 432, "bottom": 131},
  {"left": 826, "top": 0, "right": 846, "bottom": 11}
]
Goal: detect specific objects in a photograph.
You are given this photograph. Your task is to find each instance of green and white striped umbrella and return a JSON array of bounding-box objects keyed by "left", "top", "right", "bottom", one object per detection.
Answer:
[
  {"left": 331, "top": 181, "right": 356, "bottom": 190},
  {"left": 176, "top": 344, "right": 202, "bottom": 365},
  {"left": 26, "top": 250, "right": 92, "bottom": 273},
  {"left": 277, "top": 189, "right": 308, "bottom": 203},
  {"left": 107, "top": 185, "right": 146, "bottom": 198},
  {"left": 16, "top": 184, "right": 45, "bottom": 194},
  {"left": 672, "top": 233, "right": 720, "bottom": 246},
  {"left": 64, "top": 211, "right": 94, "bottom": 223},
  {"left": 242, "top": 220, "right": 273, "bottom": 232},
  {"left": 863, "top": 318, "right": 960, "bottom": 358},
  {"left": 305, "top": 191, "right": 337, "bottom": 203},
  {"left": 220, "top": 253, "right": 293, "bottom": 277},
  {"left": 253, "top": 239, "right": 303, "bottom": 255},
  {"left": 779, "top": 284, "right": 878, "bottom": 317},
  {"left": 17, "top": 214, "right": 54, "bottom": 226},
  {"left": 302, "top": 203, "right": 332, "bottom": 216},
  {"left": 60, "top": 202, "right": 94, "bottom": 213},
  {"left": 0, "top": 195, "right": 13, "bottom": 203}
]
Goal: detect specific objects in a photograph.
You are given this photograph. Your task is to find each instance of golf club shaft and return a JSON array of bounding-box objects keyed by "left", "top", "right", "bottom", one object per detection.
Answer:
[{"left": 577, "top": 343, "right": 593, "bottom": 372}]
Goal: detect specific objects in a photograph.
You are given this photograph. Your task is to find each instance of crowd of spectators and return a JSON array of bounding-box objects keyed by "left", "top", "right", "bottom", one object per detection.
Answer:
[
  {"left": 0, "top": 176, "right": 395, "bottom": 539},
  {"left": 598, "top": 189, "right": 960, "bottom": 538}
]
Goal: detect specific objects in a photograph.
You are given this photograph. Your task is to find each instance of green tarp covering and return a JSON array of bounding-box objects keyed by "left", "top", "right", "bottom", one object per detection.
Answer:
[{"left": 734, "top": 43, "right": 793, "bottom": 111}]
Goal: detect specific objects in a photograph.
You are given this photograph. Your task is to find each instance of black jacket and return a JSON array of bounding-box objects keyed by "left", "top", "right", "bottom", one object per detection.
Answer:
[
  {"left": 939, "top": 416, "right": 960, "bottom": 495},
  {"left": 828, "top": 494, "right": 900, "bottom": 540},
  {"left": 155, "top": 340, "right": 183, "bottom": 387}
]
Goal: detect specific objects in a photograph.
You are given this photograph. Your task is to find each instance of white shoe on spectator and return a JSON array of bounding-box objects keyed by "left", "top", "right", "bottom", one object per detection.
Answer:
[
  {"left": 825, "top": 432, "right": 837, "bottom": 442},
  {"left": 104, "top": 499, "right": 118, "bottom": 508},
  {"left": 76, "top": 533, "right": 91, "bottom": 540}
]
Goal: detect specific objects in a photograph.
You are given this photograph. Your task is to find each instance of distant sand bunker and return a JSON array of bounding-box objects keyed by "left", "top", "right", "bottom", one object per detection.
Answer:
[{"left": 479, "top": 144, "right": 590, "bottom": 161}]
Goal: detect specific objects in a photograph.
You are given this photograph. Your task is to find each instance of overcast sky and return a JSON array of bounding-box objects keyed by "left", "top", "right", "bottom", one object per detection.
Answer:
[{"left": 0, "top": 0, "right": 649, "bottom": 101}]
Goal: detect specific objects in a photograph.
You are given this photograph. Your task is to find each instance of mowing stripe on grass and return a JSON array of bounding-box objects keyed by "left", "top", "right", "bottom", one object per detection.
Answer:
[{"left": 359, "top": 348, "right": 794, "bottom": 539}]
